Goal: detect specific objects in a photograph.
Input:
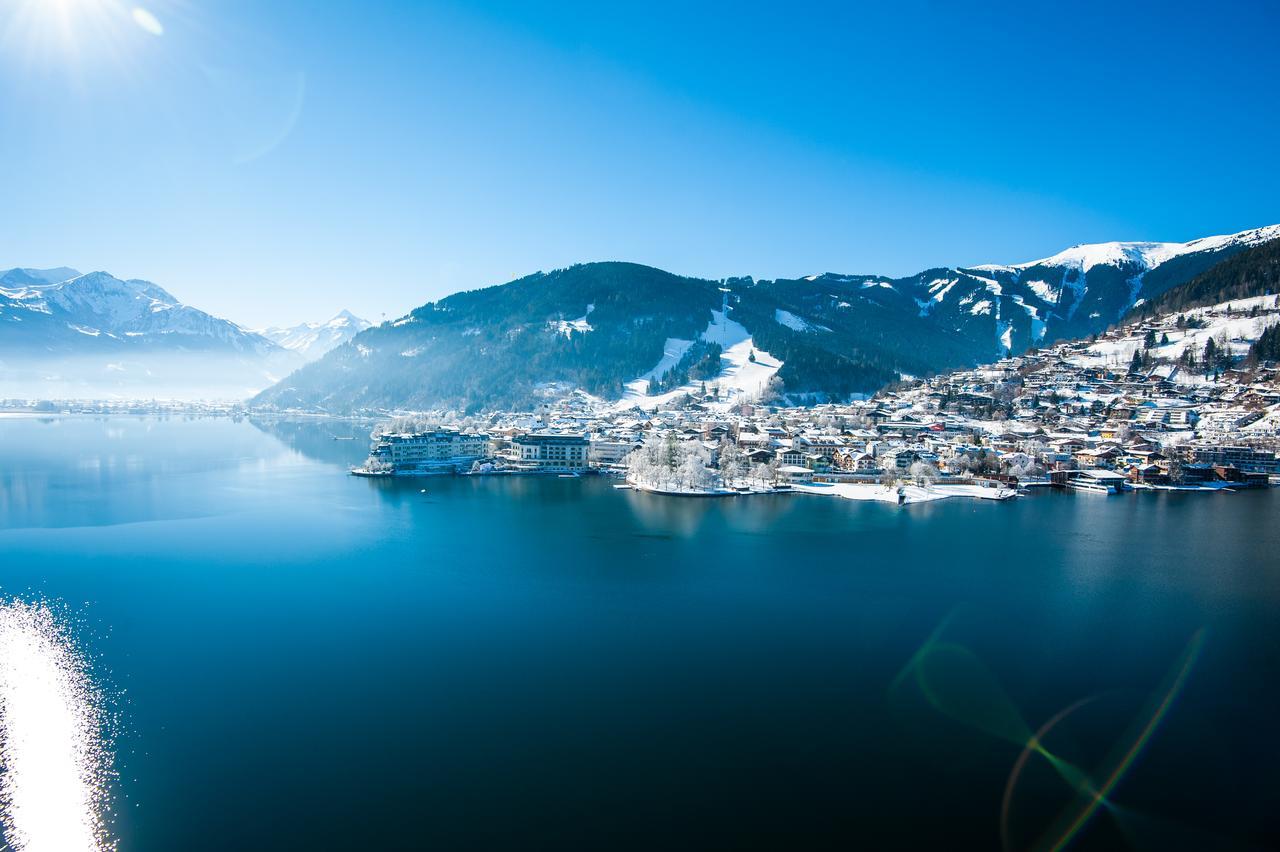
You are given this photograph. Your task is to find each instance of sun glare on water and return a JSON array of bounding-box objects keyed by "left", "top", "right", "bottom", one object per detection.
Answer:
[{"left": 0, "top": 600, "right": 115, "bottom": 852}]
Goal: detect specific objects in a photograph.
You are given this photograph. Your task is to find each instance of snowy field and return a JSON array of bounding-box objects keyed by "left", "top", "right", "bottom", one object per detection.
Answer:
[
  {"left": 794, "top": 482, "right": 1016, "bottom": 505},
  {"left": 1065, "top": 294, "right": 1279, "bottom": 378},
  {"left": 618, "top": 480, "right": 1017, "bottom": 504},
  {"left": 614, "top": 308, "right": 782, "bottom": 412}
]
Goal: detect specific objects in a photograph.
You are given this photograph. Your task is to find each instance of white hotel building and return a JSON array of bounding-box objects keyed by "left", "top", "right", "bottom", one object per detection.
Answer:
[
  {"left": 511, "top": 433, "right": 590, "bottom": 470},
  {"left": 369, "top": 430, "right": 491, "bottom": 472}
]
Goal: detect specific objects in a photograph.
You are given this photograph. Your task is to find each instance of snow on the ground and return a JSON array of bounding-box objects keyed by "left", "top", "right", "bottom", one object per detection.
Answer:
[
  {"left": 1025, "top": 279, "right": 1057, "bottom": 303},
  {"left": 1065, "top": 295, "right": 1280, "bottom": 373},
  {"left": 1009, "top": 294, "right": 1047, "bottom": 341},
  {"left": 1242, "top": 405, "right": 1280, "bottom": 434},
  {"left": 774, "top": 308, "right": 829, "bottom": 333},
  {"left": 967, "top": 271, "right": 1004, "bottom": 298},
  {"left": 616, "top": 337, "right": 695, "bottom": 403},
  {"left": 917, "top": 277, "right": 960, "bottom": 317},
  {"left": 1023, "top": 242, "right": 1185, "bottom": 273},
  {"left": 795, "top": 482, "right": 1015, "bottom": 505},
  {"left": 614, "top": 308, "right": 782, "bottom": 411},
  {"left": 1007, "top": 225, "right": 1280, "bottom": 274},
  {"left": 548, "top": 304, "right": 594, "bottom": 338}
]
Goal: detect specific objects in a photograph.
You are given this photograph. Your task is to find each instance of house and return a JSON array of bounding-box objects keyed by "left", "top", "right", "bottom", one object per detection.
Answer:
[
  {"left": 512, "top": 433, "right": 590, "bottom": 470},
  {"left": 803, "top": 452, "right": 832, "bottom": 472},
  {"left": 883, "top": 448, "right": 922, "bottom": 473},
  {"left": 777, "top": 464, "right": 814, "bottom": 483},
  {"left": 833, "top": 449, "right": 878, "bottom": 472},
  {"left": 589, "top": 439, "right": 641, "bottom": 466},
  {"left": 777, "top": 447, "right": 805, "bottom": 467}
]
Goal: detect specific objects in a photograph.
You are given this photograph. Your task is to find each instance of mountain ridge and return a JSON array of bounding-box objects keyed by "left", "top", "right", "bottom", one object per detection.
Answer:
[
  {"left": 256, "top": 310, "right": 373, "bottom": 361},
  {"left": 0, "top": 268, "right": 301, "bottom": 399},
  {"left": 252, "top": 224, "right": 1280, "bottom": 413}
]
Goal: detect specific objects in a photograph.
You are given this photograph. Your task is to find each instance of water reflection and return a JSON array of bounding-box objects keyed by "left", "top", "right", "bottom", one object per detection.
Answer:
[
  {"left": 247, "top": 416, "right": 373, "bottom": 467},
  {"left": 4, "top": 416, "right": 1279, "bottom": 850},
  {"left": 0, "top": 415, "right": 272, "bottom": 529}
]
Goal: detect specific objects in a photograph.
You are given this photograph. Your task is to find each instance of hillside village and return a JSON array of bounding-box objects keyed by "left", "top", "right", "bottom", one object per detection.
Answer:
[{"left": 351, "top": 293, "right": 1280, "bottom": 501}]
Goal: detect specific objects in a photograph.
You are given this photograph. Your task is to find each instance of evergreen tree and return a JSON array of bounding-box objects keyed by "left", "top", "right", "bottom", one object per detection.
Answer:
[
  {"left": 1128, "top": 237, "right": 1280, "bottom": 319},
  {"left": 1247, "top": 322, "right": 1280, "bottom": 364}
]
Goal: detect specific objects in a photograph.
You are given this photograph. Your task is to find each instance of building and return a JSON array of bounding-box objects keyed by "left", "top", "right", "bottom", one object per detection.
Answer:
[
  {"left": 1184, "top": 445, "right": 1278, "bottom": 473},
  {"left": 777, "top": 446, "right": 805, "bottom": 467},
  {"left": 589, "top": 439, "right": 641, "bottom": 466},
  {"left": 513, "top": 433, "right": 590, "bottom": 470},
  {"left": 369, "top": 430, "right": 490, "bottom": 472}
]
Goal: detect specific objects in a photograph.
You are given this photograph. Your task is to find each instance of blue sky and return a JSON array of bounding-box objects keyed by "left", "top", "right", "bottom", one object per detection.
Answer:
[{"left": 1, "top": 0, "right": 1277, "bottom": 327}]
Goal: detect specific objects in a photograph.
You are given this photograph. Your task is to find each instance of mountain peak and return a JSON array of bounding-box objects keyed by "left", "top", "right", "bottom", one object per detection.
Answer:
[
  {"left": 256, "top": 310, "right": 372, "bottom": 361},
  {"left": 1013, "top": 224, "right": 1280, "bottom": 274},
  {"left": 0, "top": 266, "right": 81, "bottom": 288},
  {"left": 327, "top": 309, "right": 367, "bottom": 326}
]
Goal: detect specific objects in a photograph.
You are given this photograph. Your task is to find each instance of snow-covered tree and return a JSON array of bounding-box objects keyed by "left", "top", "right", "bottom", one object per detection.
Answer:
[
  {"left": 1005, "top": 455, "right": 1043, "bottom": 480},
  {"left": 908, "top": 461, "right": 939, "bottom": 486},
  {"left": 717, "top": 439, "right": 743, "bottom": 485},
  {"left": 627, "top": 437, "right": 717, "bottom": 492}
]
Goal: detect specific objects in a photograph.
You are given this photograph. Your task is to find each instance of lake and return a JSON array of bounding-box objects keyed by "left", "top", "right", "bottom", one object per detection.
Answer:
[{"left": 1, "top": 415, "right": 1277, "bottom": 850}]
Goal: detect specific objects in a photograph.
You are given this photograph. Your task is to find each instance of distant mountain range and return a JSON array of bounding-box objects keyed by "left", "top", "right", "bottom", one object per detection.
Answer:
[
  {"left": 253, "top": 224, "right": 1280, "bottom": 413},
  {"left": 256, "top": 310, "right": 373, "bottom": 361},
  {"left": 5, "top": 224, "right": 1276, "bottom": 405},
  {"left": 0, "top": 267, "right": 365, "bottom": 399},
  {"left": 0, "top": 269, "right": 277, "bottom": 355}
]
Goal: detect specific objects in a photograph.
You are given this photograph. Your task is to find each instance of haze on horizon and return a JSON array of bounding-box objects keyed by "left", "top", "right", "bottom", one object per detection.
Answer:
[{"left": 1, "top": 0, "right": 1277, "bottom": 328}]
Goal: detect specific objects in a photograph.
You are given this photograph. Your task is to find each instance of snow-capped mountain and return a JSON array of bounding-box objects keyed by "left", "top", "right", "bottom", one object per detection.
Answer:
[
  {"left": 9, "top": 223, "right": 1277, "bottom": 406},
  {"left": 0, "top": 269, "right": 281, "bottom": 354},
  {"left": 0, "top": 266, "right": 82, "bottom": 287},
  {"left": 254, "top": 225, "right": 1280, "bottom": 413},
  {"left": 0, "top": 268, "right": 302, "bottom": 399},
  {"left": 805, "top": 224, "right": 1280, "bottom": 359},
  {"left": 257, "top": 310, "right": 372, "bottom": 361}
]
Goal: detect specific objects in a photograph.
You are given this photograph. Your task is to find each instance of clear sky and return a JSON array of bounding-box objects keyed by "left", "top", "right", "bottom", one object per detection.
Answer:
[{"left": 1, "top": 0, "right": 1277, "bottom": 327}]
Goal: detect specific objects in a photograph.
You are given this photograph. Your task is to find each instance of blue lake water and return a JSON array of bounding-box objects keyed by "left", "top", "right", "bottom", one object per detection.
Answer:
[{"left": 1, "top": 415, "right": 1278, "bottom": 850}]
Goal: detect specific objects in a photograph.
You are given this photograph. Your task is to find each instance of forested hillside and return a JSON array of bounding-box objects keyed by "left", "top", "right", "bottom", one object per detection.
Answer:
[
  {"left": 252, "top": 262, "right": 986, "bottom": 413},
  {"left": 1126, "top": 237, "right": 1280, "bottom": 320},
  {"left": 251, "top": 225, "right": 1280, "bottom": 413}
]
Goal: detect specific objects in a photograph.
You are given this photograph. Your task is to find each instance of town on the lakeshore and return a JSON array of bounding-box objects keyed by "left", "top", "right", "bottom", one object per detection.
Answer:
[
  {"left": 349, "top": 296, "right": 1280, "bottom": 504},
  {"left": 4, "top": 296, "right": 1275, "bottom": 505}
]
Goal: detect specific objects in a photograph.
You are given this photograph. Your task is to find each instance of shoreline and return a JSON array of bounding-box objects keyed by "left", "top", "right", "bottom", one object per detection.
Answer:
[{"left": 619, "top": 479, "right": 1016, "bottom": 505}]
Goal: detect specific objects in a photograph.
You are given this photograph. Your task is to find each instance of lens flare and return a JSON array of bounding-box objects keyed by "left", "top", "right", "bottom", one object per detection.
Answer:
[
  {"left": 0, "top": 0, "right": 168, "bottom": 76},
  {"left": 914, "top": 642, "right": 1033, "bottom": 747},
  {"left": 896, "top": 620, "right": 1206, "bottom": 852},
  {"left": 1033, "top": 629, "right": 1206, "bottom": 852},
  {"left": 0, "top": 599, "right": 116, "bottom": 852},
  {"left": 131, "top": 7, "right": 162, "bottom": 37},
  {"left": 1000, "top": 696, "right": 1101, "bottom": 852}
]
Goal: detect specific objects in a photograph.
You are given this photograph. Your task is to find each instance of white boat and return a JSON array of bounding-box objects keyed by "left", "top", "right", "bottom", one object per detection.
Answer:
[{"left": 1067, "top": 469, "right": 1130, "bottom": 494}]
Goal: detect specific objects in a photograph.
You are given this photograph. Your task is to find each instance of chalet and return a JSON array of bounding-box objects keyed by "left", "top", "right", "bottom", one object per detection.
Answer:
[{"left": 777, "top": 447, "right": 805, "bottom": 467}]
